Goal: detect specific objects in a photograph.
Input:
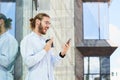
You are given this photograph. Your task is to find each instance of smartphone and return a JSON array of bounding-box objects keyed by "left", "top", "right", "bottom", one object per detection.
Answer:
[
  {"left": 66, "top": 38, "right": 71, "bottom": 44},
  {"left": 46, "top": 39, "right": 54, "bottom": 47}
]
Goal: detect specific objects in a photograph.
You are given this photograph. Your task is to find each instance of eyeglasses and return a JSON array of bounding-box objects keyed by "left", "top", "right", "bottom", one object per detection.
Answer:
[{"left": 44, "top": 21, "right": 51, "bottom": 25}]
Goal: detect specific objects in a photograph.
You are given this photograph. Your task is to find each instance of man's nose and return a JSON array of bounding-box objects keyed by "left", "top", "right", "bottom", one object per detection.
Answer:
[{"left": 46, "top": 25, "right": 50, "bottom": 29}]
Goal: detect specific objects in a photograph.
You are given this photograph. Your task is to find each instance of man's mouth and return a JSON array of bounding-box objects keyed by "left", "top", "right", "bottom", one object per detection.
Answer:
[{"left": 44, "top": 28, "right": 48, "bottom": 32}]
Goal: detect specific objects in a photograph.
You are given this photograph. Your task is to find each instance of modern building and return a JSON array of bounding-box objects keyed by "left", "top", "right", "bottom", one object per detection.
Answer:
[{"left": 0, "top": 0, "right": 117, "bottom": 80}]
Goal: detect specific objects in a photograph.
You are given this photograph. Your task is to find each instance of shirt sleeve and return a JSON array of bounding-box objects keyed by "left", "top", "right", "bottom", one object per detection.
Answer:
[
  {"left": 0, "top": 37, "right": 18, "bottom": 68},
  {"left": 50, "top": 49, "right": 63, "bottom": 67},
  {"left": 20, "top": 38, "right": 47, "bottom": 68}
]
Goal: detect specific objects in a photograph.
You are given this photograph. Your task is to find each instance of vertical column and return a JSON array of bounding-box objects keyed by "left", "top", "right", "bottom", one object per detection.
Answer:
[
  {"left": 74, "top": 0, "right": 83, "bottom": 46},
  {"left": 22, "top": 0, "right": 33, "bottom": 36},
  {"left": 74, "top": 0, "right": 84, "bottom": 80},
  {"left": 22, "top": 0, "right": 33, "bottom": 80},
  {"left": 75, "top": 48, "right": 84, "bottom": 80},
  {"left": 14, "top": 0, "right": 23, "bottom": 80}
]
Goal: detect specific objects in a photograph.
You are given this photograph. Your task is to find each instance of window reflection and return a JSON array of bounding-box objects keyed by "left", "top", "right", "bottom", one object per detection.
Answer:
[
  {"left": 84, "top": 57, "right": 88, "bottom": 74},
  {"left": 84, "top": 57, "right": 100, "bottom": 74},
  {"left": 90, "top": 57, "right": 100, "bottom": 73},
  {"left": 83, "top": 3, "right": 109, "bottom": 39},
  {"left": 0, "top": 2, "right": 16, "bottom": 36},
  {"left": 84, "top": 57, "right": 110, "bottom": 80},
  {"left": 100, "top": 57, "right": 110, "bottom": 74},
  {"left": 0, "top": 1, "right": 17, "bottom": 80},
  {"left": 89, "top": 75, "right": 100, "bottom": 80}
]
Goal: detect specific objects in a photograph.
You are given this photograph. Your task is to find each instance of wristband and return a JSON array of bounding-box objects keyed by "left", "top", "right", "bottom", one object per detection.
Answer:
[{"left": 59, "top": 52, "right": 65, "bottom": 58}]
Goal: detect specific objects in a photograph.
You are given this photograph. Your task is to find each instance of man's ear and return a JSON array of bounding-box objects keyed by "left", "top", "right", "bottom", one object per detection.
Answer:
[
  {"left": 36, "top": 19, "right": 41, "bottom": 25},
  {"left": 0, "top": 19, "right": 4, "bottom": 26}
]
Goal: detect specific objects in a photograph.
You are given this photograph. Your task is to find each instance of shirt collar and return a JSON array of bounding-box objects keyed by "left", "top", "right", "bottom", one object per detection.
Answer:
[{"left": 31, "top": 31, "right": 45, "bottom": 39}]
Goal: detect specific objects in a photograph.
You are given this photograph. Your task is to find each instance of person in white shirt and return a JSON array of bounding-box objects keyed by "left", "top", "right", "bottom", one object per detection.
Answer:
[
  {"left": 20, "top": 13, "right": 70, "bottom": 80},
  {"left": 0, "top": 13, "right": 18, "bottom": 80}
]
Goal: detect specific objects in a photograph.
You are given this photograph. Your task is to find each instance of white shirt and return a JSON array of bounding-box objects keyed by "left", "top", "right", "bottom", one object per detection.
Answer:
[
  {"left": 20, "top": 32, "right": 62, "bottom": 80},
  {"left": 0, "top": 31, "right": 18, "bottom": 80}
]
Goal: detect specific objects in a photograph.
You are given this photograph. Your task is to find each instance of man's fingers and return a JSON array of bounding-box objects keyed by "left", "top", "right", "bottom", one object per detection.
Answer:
[
  {"left": 49, "top": 37, "right": 53, "bottom": 43},
  {"left": 65, "top": 44, "right": 68, "bottom": 47}
]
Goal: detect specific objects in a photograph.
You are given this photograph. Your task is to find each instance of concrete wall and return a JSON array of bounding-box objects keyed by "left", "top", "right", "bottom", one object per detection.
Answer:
[
  {"left": 74, "top": 0, "right": 84, "bottom": 80},
  {"left": 20, "top": 0, "right": 75, "bottom": 80},
  {"left": 37, "top": 0, "right": 75, "bottom": 80}
]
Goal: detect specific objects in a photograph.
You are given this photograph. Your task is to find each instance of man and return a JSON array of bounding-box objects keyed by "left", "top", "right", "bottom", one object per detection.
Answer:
[
  {"left": 0, "top": 13, "right": 18, "bottom": 80},
  {"left": 20, "top": 13, "right": 70, "bottom": 80}
]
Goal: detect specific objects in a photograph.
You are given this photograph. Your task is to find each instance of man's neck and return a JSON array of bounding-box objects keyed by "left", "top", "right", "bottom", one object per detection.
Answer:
[
  {"left": 0, "top": 26, "right": 6, "bottom": 35},
  {"left": 33, "top": 30, "right": 42, "bottom": 36}
]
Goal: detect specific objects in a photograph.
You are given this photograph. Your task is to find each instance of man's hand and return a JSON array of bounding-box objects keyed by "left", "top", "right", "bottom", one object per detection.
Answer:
[
  {"left": 61, "top": 39, "right": 71, "bottom": 56},
  {"left": 44, "top": 38, "right": 53, "bottom": 52}
]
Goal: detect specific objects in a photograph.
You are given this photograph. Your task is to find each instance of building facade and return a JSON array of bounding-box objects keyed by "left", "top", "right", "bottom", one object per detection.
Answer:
[{"left": 0, "top": 0, "right": 117, "bottom": 80}]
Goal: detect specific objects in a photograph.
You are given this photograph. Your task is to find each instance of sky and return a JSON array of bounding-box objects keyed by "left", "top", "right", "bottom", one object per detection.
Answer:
[
  {"left": 109, "top": 0, "right": 120, "bottom": 79},
  {"left": 109, "top": 0, "right": 120, "bottom": 29}
]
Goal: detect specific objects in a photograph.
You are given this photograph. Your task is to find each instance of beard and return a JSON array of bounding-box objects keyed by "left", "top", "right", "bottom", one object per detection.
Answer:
[
  {"left": 0, "top": 26, "right": 2, "bottom": 34},
  {"left": 0, "top": 22, "right": 3, "bottom": 34},
  {"left": 0, "top": 26, "right": 2, "bottom": 33},
  {"left": 38, "top": 23, "right": 46, "bottom": 35}
]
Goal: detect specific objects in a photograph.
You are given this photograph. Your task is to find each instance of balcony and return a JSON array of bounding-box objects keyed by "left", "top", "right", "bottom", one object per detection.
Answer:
[
  {"left": 82, "top": 0, "right": 110, "bottom": 2},
  {"left": 0, "top": 0, "right": 15, "bottom": 2},
  {"left": 76, "top": 40, "right": 117, "bottom": 56}
]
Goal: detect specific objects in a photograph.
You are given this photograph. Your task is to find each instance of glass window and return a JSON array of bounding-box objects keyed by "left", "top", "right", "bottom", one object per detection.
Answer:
[
  {"left": 84, "top": 57, "right": 100, "bottom": 74},
  {"left": 83, "top": 3, "right": 109, "bottom": 39},
  {"left": 89, "top": 75, "right": 100, "bottom": 80},
  {"left": 84, "top": 57, "right": 88, "bottom": 74},
  {"left": 83, "top": 3, "right": 99, "bottom": 39},
  {"left": 99, "top": 3, "right": 109, "bottom": 39},
  {"left": 84, "top": 57, "right": 100, "bottom": 80},
  {"left": 84, "top": 57, "right": 110, "bottom": 80},
  {"left": 90, "top": 57, "right": 100, "bottom": 73},
  {"left": 0, "top": 2, "right": 16, "bottom": 36},
  {"left": 100, "top": 57, "right": 110, "bottom": 74},
  {"left": 101, "top": 75, "right": 110, "bottom": 80}
]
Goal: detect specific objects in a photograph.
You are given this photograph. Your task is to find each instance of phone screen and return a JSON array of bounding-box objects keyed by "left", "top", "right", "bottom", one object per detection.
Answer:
[{"left": 66, "top": 39, "right": 71, "bottom": 44}]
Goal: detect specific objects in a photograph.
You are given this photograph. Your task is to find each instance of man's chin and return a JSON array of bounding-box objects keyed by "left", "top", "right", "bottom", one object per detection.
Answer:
[
  {"left": 42, "top": 33, "right": 46, "bottom": 35},
  {"left": 38, "top": 30, "right": 46, "bottom": 35},
  {"left": 41, "top": 32, "right": 46, "bottom": 35}
]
